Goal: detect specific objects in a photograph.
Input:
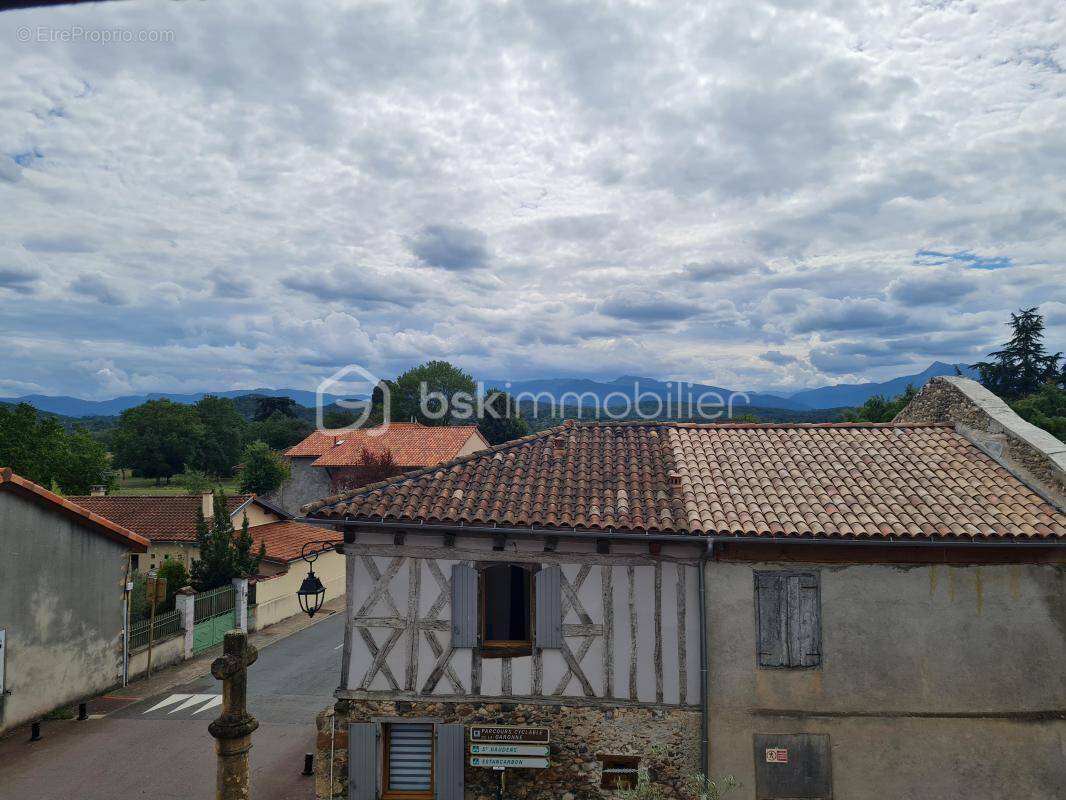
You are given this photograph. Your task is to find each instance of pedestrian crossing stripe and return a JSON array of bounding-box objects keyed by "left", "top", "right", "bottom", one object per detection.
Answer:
[{"left": 143, "top": 693, "right": 221, "bottom": 715}]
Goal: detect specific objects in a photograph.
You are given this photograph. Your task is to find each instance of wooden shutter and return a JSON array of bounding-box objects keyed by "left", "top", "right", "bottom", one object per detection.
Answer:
[
  {"left": 451, "top": 564, "right": 478, "bottom": 648},
  {"left": 435, "top": 724, "right": 465, "bottom": 800},
  {"left": 755, "top": 573, "right": 787, "bottom": 667},
  {"left": 348, "top": 723, "right": 378, "bottom": 800},
  {"left": 791, "top": 574, "right": 821, "bottom": 668},
  {"left": 534, "top": 565, "right": 562, "bottom": 649}
]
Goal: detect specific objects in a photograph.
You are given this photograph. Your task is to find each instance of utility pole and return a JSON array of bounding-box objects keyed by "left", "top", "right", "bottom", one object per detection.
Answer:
[{"left": 209, "top": 629, "right": 259, "bottom": 800}]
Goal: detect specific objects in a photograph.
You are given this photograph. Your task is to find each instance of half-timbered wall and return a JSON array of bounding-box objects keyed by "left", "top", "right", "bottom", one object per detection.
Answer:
[{"left": 339, "top": 531, "right": 702, "bottom": 707}]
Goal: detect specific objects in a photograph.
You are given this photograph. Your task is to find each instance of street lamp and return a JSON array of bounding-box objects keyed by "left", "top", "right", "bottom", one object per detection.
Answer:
[{"left": 296, "top": 540, "right": 341, "bottom": 618}]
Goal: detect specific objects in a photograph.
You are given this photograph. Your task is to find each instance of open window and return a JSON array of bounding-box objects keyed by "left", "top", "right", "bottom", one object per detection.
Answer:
[
  {"left": 480, "top": 563, "right": 533, "bottom": 655},
  {"left": 450, "top": 562, "right": 560, "bottom": 651}
]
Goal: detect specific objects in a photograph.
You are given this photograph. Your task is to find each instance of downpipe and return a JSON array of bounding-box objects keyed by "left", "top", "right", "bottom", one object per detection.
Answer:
[{"left": 698, "top": 539, "right": 711, "bottom": 779}]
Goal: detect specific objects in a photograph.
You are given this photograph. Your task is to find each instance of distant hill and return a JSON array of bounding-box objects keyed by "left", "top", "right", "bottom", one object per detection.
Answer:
[
  {"left": 5, "top": 362, "right": 980, "bottom": 420},
  {"left": 787, "top": 362, "right": 977, "bottom": 409},
  {"left": 0, "top": 388, "right": 354, "bottom": 418},
  {"left": 484, "top": 375, "right": 809, "bottom": 411}
]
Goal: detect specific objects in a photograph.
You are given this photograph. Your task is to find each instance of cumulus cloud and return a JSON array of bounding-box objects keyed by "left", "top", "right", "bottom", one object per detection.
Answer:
[
  {"left": 0, "top": 0, "right": 1064, "bottom": 397},
  {"left": 406, "top": 225, "right": 489, "bottom": 271},
  {"left": 69, "top": 273, "right": 129, "bottom": 306},
  {"left": 598, "top": 290, "right": 703, "bottom": 322},
  {"left": 0, "top": 267, "right": 36, "bottom": 294}
]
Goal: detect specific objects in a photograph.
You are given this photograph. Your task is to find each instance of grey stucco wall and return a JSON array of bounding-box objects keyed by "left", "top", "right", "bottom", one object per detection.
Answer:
[
  {"left": 0, "top": 489, "right": 129, "bottom": 733},
  {"left": 705, "top": 558, "right": 1066, "bottom": 800},
  {"left": 266, "top": 457, "right": 333, "bottom": 515}
]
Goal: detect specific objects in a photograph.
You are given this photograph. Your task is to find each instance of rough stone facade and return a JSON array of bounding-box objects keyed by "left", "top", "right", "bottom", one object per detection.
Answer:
[
  {"left": 316, "top": 699, "right": 701, "bottom": 800},
  {"left": 265, "top": 456, "right": 333, "bottom": 515},
  {"left": 895, "top": 376, "right": 1066, "bottom": 504}
]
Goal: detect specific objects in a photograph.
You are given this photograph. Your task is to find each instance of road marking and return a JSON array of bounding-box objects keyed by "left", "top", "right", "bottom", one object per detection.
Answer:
[
  {"left": 143, "top": 694, "right": 193, "bottom": 714},
  {"left": 192, "top": 695, "right": 223, "bottom": 715},
  {"left": 334, "top": 643, "right": 344, "bottom": 650},
  {"left": 169, "top": 694, "right": 217, "bottom": 714}
]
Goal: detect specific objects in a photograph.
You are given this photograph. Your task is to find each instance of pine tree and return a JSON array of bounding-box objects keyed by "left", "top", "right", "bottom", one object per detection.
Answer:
[
  {"left": 972, "top": 307, "right": 1063, "bottom": 399},
  {"left": 189, "top": 491, "right": 266, "bottom": 590}
]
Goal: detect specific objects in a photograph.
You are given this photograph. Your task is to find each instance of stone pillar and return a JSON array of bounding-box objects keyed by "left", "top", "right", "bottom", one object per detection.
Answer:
[
  {"left": 209, "top": 630, "right": 259, "bottom": 800},
  {"left": 232, "top": 577, "right": 249, "bottom": 632},
  {"left": 175, "top": 585, "right": 197, "bottom": 659}
]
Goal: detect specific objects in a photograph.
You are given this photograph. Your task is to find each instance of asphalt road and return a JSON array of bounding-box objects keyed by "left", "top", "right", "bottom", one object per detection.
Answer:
[{"left": 0, "top": 611, "right": 345, "bottom": 800}]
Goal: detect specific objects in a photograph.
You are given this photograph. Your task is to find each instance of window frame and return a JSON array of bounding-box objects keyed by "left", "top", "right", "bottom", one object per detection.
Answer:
[
  {"left": 754, "top": 570, "right": 822, "bottom": 670},
  {"left": 478, "top": 562, "right": 537, "bottom": 657},
  {"left": 381, "top": 722, "right": 435, "bottom": 800}
]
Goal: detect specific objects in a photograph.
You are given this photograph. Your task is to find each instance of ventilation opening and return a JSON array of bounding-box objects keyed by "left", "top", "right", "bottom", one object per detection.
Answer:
[{"left": 600, "top": 754, "right": 640, "bottom": 790}]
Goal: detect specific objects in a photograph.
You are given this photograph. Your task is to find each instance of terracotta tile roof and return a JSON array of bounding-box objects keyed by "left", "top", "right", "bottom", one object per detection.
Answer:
[
  {"left": 307, "top": 423, "right": 488, "bottom": 468},
  {"left": 1, "top": 468, "right": 148, "bottom": 551},
  {"left": 67, "top": 494, "right": 254, "bottom": 542},
  {"left": 285, "top": 430, "right": 344, "bottom": 457},
  {"left": 250, "top": 520, "right": 342, "bottom": 564},
  {"left": 303, "top": 421, "right": 1066, "bottom": 540}
]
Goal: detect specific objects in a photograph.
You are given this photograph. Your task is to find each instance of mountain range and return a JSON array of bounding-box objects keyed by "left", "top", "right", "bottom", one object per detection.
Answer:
[{"left": 2, "top": 362, "right": 976, "bottom": 418}]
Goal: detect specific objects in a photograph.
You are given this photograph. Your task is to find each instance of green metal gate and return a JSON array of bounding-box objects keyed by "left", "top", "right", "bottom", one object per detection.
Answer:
[{"left": 193, "top": 585, "right": 236, "bottom": 652}]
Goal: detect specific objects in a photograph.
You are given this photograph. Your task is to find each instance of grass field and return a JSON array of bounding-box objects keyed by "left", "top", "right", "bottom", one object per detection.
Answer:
[{"left": 112, "top": 475, "right": 241, "bottom": 496}]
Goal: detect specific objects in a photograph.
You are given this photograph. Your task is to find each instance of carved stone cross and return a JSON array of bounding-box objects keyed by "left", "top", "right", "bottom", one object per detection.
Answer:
[{"left": 209, "top": 630, "right": 260, "bottom": 800}]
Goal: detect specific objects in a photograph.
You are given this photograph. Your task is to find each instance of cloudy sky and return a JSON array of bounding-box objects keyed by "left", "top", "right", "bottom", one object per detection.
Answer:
[{"left": 1, "top": 0, "right": 1065, "bottom": 399}]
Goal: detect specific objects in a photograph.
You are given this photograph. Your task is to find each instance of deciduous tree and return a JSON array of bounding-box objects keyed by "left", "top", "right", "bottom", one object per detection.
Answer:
[
  {"left": 237, "top": 440, "right": 291, "bottom": 494},
  {"left": 112, "top": 399, "right": 204, "bottom": 484}
]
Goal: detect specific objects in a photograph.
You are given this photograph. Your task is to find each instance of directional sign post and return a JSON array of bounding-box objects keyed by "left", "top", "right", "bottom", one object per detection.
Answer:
[
  {"left": 469, "top": 725, "right": 550, "bottom": 744},
  {"left": 470, "top": 756, "right": 550, "bottom": 769},
  {"left": 471, "top": 744, "right": 550, "bottom": 757}
]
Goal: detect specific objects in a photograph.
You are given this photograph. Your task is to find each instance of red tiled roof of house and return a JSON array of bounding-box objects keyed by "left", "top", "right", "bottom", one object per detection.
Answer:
[
  {"left": 67, "top": 494, "right": 254, "bottom": 542},
  {"left": 308, "top": 423, "right": 488, "bottom": 468},
  {"left": 303, "top": 421, "right": 1066, "bottom": 540},
  {"left": 249, "top": 520, "right": 342, "bottom": 564},
  {"left": 285, "top": 430, "right": 344, "bottom": 457},
  {"left": 1, "top": 468, "right": 148, "bottom": 551}
]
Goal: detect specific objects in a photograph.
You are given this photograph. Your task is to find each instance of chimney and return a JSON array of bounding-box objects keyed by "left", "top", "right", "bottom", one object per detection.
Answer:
[
  {"left": 552, "top": 436, "right": 566, "bottom": 458},
  {"left": 90, "top": 484, "right": 107, "bottom": 497},
  {"left": 202, "top": 491, "right": 214, "bottom": 519}
]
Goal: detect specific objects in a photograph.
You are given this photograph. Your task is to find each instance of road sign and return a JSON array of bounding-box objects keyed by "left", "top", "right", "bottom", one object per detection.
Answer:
[
  {"left": 470, "top": 756, "right": 549, "bottom": 769},
  {"left": 469, "top": 725, "right": 549, "bottom": 744},
  {"left": 470, "top": 744, "right": 549, "bottom": 757}
]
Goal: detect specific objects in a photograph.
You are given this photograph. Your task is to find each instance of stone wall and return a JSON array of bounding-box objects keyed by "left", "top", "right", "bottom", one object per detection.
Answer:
[
  {"left": 895, "top": 376, "right": 1066, "bottom": 505},
  {"left": 265, "top": 457, "right": 333, "bottom": 515},
  {"left": 316, "top": 699, "right": 702, "bottom": 800}
]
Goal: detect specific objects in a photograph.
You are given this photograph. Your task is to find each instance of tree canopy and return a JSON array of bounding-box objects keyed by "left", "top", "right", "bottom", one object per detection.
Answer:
[
  {"left": 193, "top": 395, "right": 246, "bottom": 477},
  {"left": 841, "top": 385, "right": 918, "bottom": 423},
  {"left": 0, "top": 403, "right": 109, "bottom": 493},
  {"left": 253, "top": 396, "right": 300, "bottom": 421},
  {"left": 388, "top": 360, "right": 477, "bottom": 425},
  {"left": 477, "top": 388, "right": 530, "bottom": 444},
  {"left": 972, "top": 307, "right": 1064, "bottom": 399},
  {"left": 190, "top": 492, "right": 265, "bottom": 590},
  {"left": 112, "top": 399, "right": 204, "bottom": 484},
  {"left": 237, "top": 440, "right": 291, "bottom": 494}
]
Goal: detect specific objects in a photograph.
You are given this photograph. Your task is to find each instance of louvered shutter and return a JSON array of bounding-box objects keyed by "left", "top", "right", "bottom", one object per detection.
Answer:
[
  {"left": 348, "top": 723, "right": 377, "bottom": 800},
  {"left": 451, "top": 564, "right": 477, "bottom": 647},
  {"left": 435, "top": 724, "right": 465, "bottom": 800},
  {"left": 387, "top": 723, "right": 434, "bottom": 793},
  {"left": 534, "top": 565, "right": 562, "bottom": 649},
  {"left": 791, "top": 574, "right": 821, "bottom": 667},
  {"left": 755, "top": 573, "right": 787, "bottom": 667}
]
